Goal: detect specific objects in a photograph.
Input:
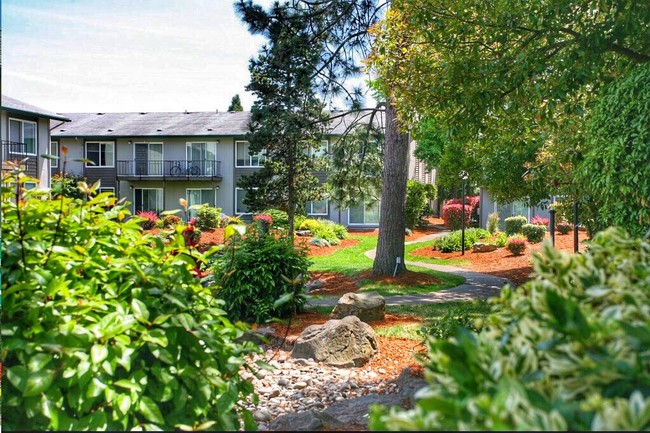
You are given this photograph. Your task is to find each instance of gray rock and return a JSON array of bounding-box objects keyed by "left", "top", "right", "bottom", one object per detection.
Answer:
[
  {"left": 330, "top": 291, "right": 385, "bottom": 322},
  {"left": 236, "top": 327, "right": 276, "bottom": 345},
  {"left": 253, "top": 409, "right": 272, "bottom": 423},
  {"left": 291, "top": 316, "right": 379, "bottom": 367},
  {"left": 305, "top": 279, "right": 325, "bottom": 292},
  {"left": 473, "top": 242, "right": 498, "bottom": 253},
  {"left": 396, "top": 367, "right": 428, "bottom": 409},
  {"left": 321, "top": 394, "right": 403, "bottom": 428},
  {"left": 270, "top": 411, "right": 324, "bottom": 431}
]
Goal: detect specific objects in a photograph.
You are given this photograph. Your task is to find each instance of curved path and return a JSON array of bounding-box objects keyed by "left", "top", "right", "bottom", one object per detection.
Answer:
[{"left": 308, "top": 231, "right": 512, "bottom": 307}]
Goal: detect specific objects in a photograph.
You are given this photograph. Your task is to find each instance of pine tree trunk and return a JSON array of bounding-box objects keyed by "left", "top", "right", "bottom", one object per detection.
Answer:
[{"left": 372, "top": 102, "right": 410, "bottom": 277}]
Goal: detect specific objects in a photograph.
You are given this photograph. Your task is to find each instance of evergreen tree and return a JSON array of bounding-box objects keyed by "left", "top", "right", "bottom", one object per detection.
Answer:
[{"left": 227, "top": 94, "right": 244, "bottom": 112}]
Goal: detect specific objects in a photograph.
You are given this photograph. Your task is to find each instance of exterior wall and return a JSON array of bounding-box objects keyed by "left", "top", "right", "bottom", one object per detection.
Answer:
[{"left": 479, "top": 188, "right": 552, "bottom": 229}]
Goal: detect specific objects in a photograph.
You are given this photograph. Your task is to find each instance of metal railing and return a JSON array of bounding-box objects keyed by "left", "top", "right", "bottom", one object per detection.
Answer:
[{"left": 117, "top": 160, "right": 222, "bottom": 178}]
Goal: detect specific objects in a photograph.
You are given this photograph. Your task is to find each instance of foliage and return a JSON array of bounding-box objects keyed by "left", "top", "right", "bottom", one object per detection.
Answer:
[
  {"left": 309, "top": 237, "right": 331, "bottom": 247},
  {"left": 195, "top": 205, "right": 222, "bottom": 230},
  {"left": 299, "top": 218, "right": 347, "bottom": 244},
  {"left": 441, "top": 203, "right": 471, "bottom": 231},
  {"left": 557, "top": 221, "right": 573, "bottom": 235},
  {"left": 433, "top": 228, "right": 491, "bottom": 253},
  {"left": 50, "top": 172, "right": 86, "bottom": 200},
  {"left": 262, "top": 208, "right": 289, "bottom": 229},
  {"left": 423, "top": 300, "right": 490, "bottom": 340},
  {"left": 530, "top": 215, "right": 550, "bottom": 227},
  {"left": 371, "top": 227, "right": 650, "bottom": 431},
  {"left": 135, "top": 210, "right": 159, "bottom": 230},
  {"left": 405, "top": 180, "right": 437, "bottom": 229},
  {"left": 506, "top": 235, "right": 528, "bottom": 256},
  {"left": 494, "top": 232, "right": 508, "bottom": 248},
  {"left": 369, "top": 0, "right": 650, "bottom": 207},
  {"left": 227, "top": 94, "right": 244, "bottom": 112},
  {"left": 522, "top": 223, "right": 548, "bottom": 243},
  {"left": 486, "top": 212, "right": 500, "bottom": 234},
  {"left": 578, "top": 62, "right": 650, "bottom": 237},
  {"left": 504, "top": 215, "right": 528, "bottom": 235},
  {"left": 550, "top": 200, "right": 573, "bottom": 223},
  {"left": 1, "top": 170, "right": 259, "bottom": 431},
  {"left": 212, "top": 231, "right": 311, "bottom": 323},
  {"left": 162, "top": 214, "right": 182, "bottom": 228}
]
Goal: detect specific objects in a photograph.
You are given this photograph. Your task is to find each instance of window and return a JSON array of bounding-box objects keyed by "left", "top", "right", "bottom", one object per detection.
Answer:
[
  {"left": 24, "top": 181, "right": 37, "bottom": 190},
  {"left": 86, "top": 141, "right": 115, "bottom": 167},
  {"left": 310, "top": 140, "right": 329, "bottom": 158},
  {"left": 9, "top": 118, "right": 37, "bottom": 154},
  {"left": 98, "top": 187, "right": 115, "bottom": 195},
  {"left": 186, "top": 188, "right": 214, "bottom": 218},
  {"left": 134, "top": 142, "right": 163, "bottom": 175},
  {"left": 134, "top": 188, "right": 163, "bottom": 214},
  {"left": 349, "top": 200, "right": 380, "bottom": 225},
  {"left": 235, "top": 188, "right": 250, "bottom": 214},
  {"left": 236, "top": 141, "right": 266, "bottom": 167},
  {"left": 187, "top": 142, "right": 217, "bottom": 175},
  {"left": 50, "top": 141, "right": 59, "bottom": 168},
  {"left": 306, "top": 199, "right": 328, "bottom": 215}
]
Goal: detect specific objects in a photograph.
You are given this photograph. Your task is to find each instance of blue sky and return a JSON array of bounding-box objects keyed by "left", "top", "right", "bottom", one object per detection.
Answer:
[{"left": 2, "top": 0, "right": 273, "bottom": 113}]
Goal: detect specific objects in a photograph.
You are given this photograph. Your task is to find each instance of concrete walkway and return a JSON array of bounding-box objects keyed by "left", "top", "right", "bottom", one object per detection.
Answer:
[{"left": 307, "top": 230, "right": 512, "bottom": 307}]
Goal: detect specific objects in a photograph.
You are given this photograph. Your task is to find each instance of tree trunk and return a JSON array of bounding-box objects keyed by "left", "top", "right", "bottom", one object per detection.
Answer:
[{"left": 372, "top": 102, "right": 410, "bottom": 277}]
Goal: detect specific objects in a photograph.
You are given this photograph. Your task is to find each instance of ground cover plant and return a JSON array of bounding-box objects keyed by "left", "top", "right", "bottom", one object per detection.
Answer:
[
  {"left": 1, "top": 170, "right": 259, "bottom": 431},
  {"left": 405, "top": 240, "right": 469, "bottom": 266},
  {"left": 432, "top": 228, "right": 491, "bottom": 253},
  {"left": 371, "top": 227, "right": 650, "bottom": 431}
]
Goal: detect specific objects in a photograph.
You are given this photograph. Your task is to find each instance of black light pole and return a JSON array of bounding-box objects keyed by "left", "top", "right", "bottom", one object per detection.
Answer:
[{"left": 460, "top": 171, "right": 468, "bottom": 255}]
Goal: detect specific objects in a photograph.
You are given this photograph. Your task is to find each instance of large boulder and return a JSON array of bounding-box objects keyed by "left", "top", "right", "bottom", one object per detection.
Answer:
[
  {"left": 291, "top": 316, "right": 379, "bottom": 367},
  {"left": 473, "top": 242, "right": 498, "bottom": 253},
  {"left": 330, "top": 291, "right": 385, "bottom": 322}
]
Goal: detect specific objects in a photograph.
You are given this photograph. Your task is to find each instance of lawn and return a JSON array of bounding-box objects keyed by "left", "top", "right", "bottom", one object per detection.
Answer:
[{"left": 404, "top": 240, "right": 469, "bottom": 266}]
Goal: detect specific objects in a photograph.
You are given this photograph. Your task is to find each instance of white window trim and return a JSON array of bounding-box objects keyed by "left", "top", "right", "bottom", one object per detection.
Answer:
[
  {"left": 234, "top": 187, "right": 253, "bottom": 215},
  {"left": 235, "top": 140, "right": 266, "bottom": 168},
  {"left": 9, "top": 118, "right": 38, "bottom": 155},
  {"left": 85, "top": 141, "right": 115, "bottom": 168},
  {"left": 133, "top": 188, "right": 163, "bottom": 214},
  {"left": 51, "top": 141, "right": 59, "bottom": 168},
  {"left": 307, "top": 199, "right": 329, "bottom": 216},
  {"left": 131, "top": 141, "right": 164, "bottom": 160},
  {"left": 98, "top": 187, "right": 115, "bottom": 194},
  {"left": 348, "top": 200, "right": 381, "bottom": 226}
]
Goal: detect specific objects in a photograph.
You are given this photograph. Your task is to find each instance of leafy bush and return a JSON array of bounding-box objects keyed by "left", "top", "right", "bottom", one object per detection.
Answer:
[
  {"left": 557, "top": 221, "right": 573, "bottom": 234},
  {"left": 579, "top": 63, "right": 650, "bottom": 237},
  {"left": 51, "top": 172, "right": 86, "bottom": 199},
  {"left": 136, "top": 210, "right": 159, "bottom": 230},
  {"left": 195, "top": 205, "right": 222, "bottom": 230},
  {"left": 309, "top": 237, "right": 330, "bottom": 247},
  {"left": 371, "top": 228, "right": 650, "bottom": 431},
  {"left": 212, "top": 232, "right": 311, "bottom": 323},
  {"left": 441, "top": 203, "right": 471, "bottom": 231},
  {"left": 504, "top": 215, "right": 528, "bottom": 235},
  {"left": 521, "top": 223, "right": 547, "bottom": 243},
  {"left": 2, "top": 171, "right": 259, "bottom": 431},
  {"left": 262, "top": 208, "right": 289, "bottom": 229},
  {"left": 494, "top": 231, "right": 508, "bottom": 248},
  {"left": 530, "top": 215, "right": 550, "bottom": 227},
  {"left": 433, "top": 228, "right": 491, "bottom": 253},
  {"left": 423, "top": 300, "right": 491, "bottom": 340},
  {"left": 506, "top": 235, "right": 527, "bottom": 255},
  {"left": 298, "top": 218, "right": 346, "bottom": 244},
  {"left": 405, "top": 180, "right": 437, "bottom": 229},
  {"left": 162, "top": 214, "right": 182, "bottom": 228},
  {"left": 486, "top": 211, "right": 500, "bottom": 234},
  {"left": 154, "top": 218, "right": 165, "bottom": 229}
]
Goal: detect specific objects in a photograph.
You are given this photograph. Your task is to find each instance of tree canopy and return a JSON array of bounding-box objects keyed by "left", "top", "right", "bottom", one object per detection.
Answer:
[{"left": 227, "top": 94, "right": 244, "bottom": 111}]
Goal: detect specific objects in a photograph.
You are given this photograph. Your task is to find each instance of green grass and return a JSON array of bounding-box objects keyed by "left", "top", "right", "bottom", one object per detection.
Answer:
[
  {"left": 358, "top": 265, "right": 465, "bottom": 297},
  {"left": 405, "top": 240, "right": 469, "bottom": 266},
  {"left": 375, "top": 323, "right": 426, "bottom": 340},
  {"left": 309, "top": 235, "right": 376, "bottom": 276}
]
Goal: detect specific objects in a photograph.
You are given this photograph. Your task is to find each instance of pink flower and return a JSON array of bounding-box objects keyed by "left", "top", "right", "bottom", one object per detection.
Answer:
[{"left": 254, "top": 214, "right": 273, "bottom": 226}]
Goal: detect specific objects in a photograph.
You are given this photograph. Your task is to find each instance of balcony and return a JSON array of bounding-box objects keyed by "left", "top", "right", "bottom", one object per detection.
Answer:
[
  {"left": 116, "top": 159, "right": 222, "bottom": 181},
  {"left": 2, "top": 140, "right": 38, "bottom": 178}
]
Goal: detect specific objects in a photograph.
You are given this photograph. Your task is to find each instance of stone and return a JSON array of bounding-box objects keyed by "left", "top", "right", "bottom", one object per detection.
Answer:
[
  {"left": 295, "top": 230, "right": 311, "bottom": 237},
  {"left": 235, "top": 327, "right": 277, "bottom": 345},
  {"left": 472, "top": 242, "right": 498, "bottom": 253},
  {"left": 291, "top": 316, "right": 379, "bottom": 367},
  {"left": 321, "top": 394, "right": 402, "bottom": 428},
  {"left": 253, "top": 409, "right": 272, "bottom": 423},
  {"left": 396, "top": 367, "right": 428, "bottom": 409},
  {"left": 330, "top": 291, "right": 385, "bottom": 322},
  {"left": 305, "top": 279, "right": 325, "bottom": 292},
  {"left": 270, "top": 411, "right": 325, "bottom": 431}
]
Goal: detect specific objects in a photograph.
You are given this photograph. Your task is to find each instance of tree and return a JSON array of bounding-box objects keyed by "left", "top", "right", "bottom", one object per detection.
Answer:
[
  {"left": 236, "top": 2, "right": 328, "bottom": 236},
  {"left": 227, "top": 94, "right": 244, "bottom": 111},
  {"left": 369, "top": 0, "right": 650, "bottom": 208}
]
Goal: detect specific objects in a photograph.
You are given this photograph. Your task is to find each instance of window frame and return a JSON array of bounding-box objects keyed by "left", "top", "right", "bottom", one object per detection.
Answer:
[
  {"left": 51, "top": 141, "right": 59, "bottom": 168},
  {"left": 85, "top": 141, "right": 115, "bottom": 168},
  {"left": 186, "top": 188, "right": 214, "bottom": 218},
  {"left": 133, "top": 188, "right": 163, "bottom": 214},
  {"left": 235, "top": 140, "right": 266, "bottom": 168},
  {"left": 348, "top": 199, "right": 381, "bottom": 225},
  {"left": 306, "top": 198, "right": 329, "bottom": 216},
  {"left": 8, "top": 118, "right": 38, "bottom": 155},
  {"left": 234, "top": 188, "right": 252, "bottom": 215}
]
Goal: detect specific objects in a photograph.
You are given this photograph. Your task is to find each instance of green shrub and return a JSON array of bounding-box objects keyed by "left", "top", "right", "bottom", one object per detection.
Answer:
[
  {"left": 521, "top": 223, "right": 547, "bottom": 243},
  {"left": 433, "top": 228, "right": 491, "bottom": 253},
  {"left": 262, "top": 208, "right": 289, "bottom": 229},
  {"left": 486, "top": 211, "right": 500, "bottom": 234},
  {"left": 51, "top": 172, "right": 86, "bottom": 199},
  {"left": 506, "top": 235, "right": 527, "bottom": 255},
  {"left": 195, "top": 205, "right": 222, "bottom": 230},
  {"left": 494, "top": 231, "right": 508, "bottom": 248},
  {"left": 557, "top": 221, "right": 573, "bottom": 234},
  {"left": 310, "top": 237, "right": 330, "bottom": 247},
  {"left": 504, "top": 215, "right": 528, "bottom": 235},
  {"left": 298, "top": 218, "right": 345, "bottom": 244},
  {"left": 154, "top": 218, "right": 165, "bottom": 229},
  {"left": 405, "top": 180, "right": 437, "bottom": 229},
  {"left": 371, "top": 228, "right": 650, "bottom": 431},
  {"left": 298, "top": 218, "right": 322, "bottom": 232},
  {"left": 423, "top": 300, "right": 491, "bottom": 340},
  {"left": 212, "top": 232, "right": 311, "bottom": 323},
  {"left": 162, "top": 214, "right": 182, "bottom": 228},
  {"left": 1, "top": 171, "right": 258, "bottom": 431}
]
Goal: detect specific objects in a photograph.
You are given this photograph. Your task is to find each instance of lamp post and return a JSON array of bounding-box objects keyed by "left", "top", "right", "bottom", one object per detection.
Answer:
[{"left": 459, "top": 171, "right": 469, "bottom": 255}]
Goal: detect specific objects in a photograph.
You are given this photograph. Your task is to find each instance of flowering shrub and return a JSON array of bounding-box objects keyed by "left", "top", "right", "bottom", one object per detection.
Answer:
[
  {"left": 522, "top": 223, "right": 547, "bottom": 243},
  {"left": 253, "top": 214, "right": 273, "bottom": 226},
  {"left": 557, "top": 221, "right": 573, "bottom": 234},
  {"left": 504, "top": 215, "right": 528, "bottom": 235},
  {"left": 182, "top": 222, "right": 201, "bottom": 248},
  {"left": 442, "top": 195, "right": 479, "bottom": 230},
  {"left": 506, "top": 235, "right": 527, "bottom": 256},
  {"left": 530, "top": 216, "right": 550, "bottom": 227},
  {"left": 136, "top": 210, "right": 159, "bottom": 230}
]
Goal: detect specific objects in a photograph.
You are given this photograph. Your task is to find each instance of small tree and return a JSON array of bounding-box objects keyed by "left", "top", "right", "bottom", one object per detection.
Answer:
[{"left": 227, "top": 94, "right": 244, "bottom": 112}]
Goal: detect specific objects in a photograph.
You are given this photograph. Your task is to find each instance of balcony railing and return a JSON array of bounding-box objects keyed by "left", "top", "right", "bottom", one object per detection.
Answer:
[
  {"left": 2, "top": 140, "right": 37, "bottom": 177},
  {"left": 117, "top": 160, "right": 222, "bottom": 180}
]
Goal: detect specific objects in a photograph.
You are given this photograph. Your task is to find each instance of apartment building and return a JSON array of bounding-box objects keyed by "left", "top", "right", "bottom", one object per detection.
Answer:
[
  {"left": 1, "top": 95, "right": 70, "bottom": 188},
  {"left": 50, "top": 109, "right": 436, "bottom": 227}
]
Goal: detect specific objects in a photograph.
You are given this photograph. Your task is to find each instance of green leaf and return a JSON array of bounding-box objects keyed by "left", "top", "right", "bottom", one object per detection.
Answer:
[
  {"left": 132, "top": 298, "right": 151, "bottom": 323},
  {"left": 28, "top": 353, "right": 53, "bottom": 372},
  {"left": 160, "top": 209, "right": 181, "bottom": 216},
  {"left": 115, "top": 394, "right": 132, "bottom": 416},
  {"left": 91, "top": 344, "right": 109, "bottom": 364},
  {"left": 23, "top": 370, "right": 55, "bottom": 397},
  {"left": 7, "top": 365, "right": 28, "bottom": 393},
  {"left": 138, "top": 395, "right": 165, "bottom": 425},
  {"left": 273, "top": 293, "right": 293, "bottom": 308},
  {"left": 113, "top": 379, "right": 143, "bottom": 392}
]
